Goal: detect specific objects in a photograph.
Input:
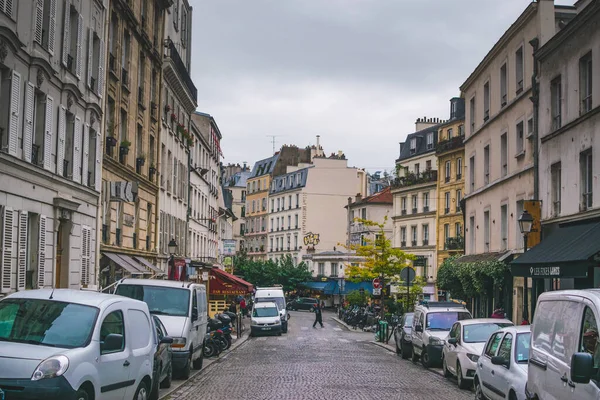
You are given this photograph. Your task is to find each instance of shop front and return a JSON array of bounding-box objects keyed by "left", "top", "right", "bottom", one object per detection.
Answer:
[{"left": 191, "top": 266, "right": 253, "bottom": 317}]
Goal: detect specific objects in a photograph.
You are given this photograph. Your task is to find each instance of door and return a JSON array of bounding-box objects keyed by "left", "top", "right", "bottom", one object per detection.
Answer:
[
  {"left": 413, "top": 311, "right": 424, "bottom": 356},
  {"left": 122, "top": 308, "right": 153, "bottom": 399},
  {"left": 97, "top": 308, "right": 132, "bottom": 400},
  {"left": 479, "top": 332, "right": 504, "bottom": 400},
  {"left": 445, "top": 323, "right": 460, "bottom": 374},
  {"left": 492, "top": 332, "right": 513, "bottom": 399}
]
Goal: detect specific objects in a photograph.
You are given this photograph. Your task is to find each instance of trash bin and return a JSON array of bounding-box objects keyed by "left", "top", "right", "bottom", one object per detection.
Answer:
[{"left": 377, "top": 320, "right": 388, "bottom": 342}]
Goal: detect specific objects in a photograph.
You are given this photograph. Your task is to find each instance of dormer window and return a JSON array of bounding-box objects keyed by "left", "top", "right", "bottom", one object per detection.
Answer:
[
  {"left": 410, "top": 138, "right": 417, "bottom": 153},
  {"left": 426, "top": 133, "right": 433, "bottom": 150}
]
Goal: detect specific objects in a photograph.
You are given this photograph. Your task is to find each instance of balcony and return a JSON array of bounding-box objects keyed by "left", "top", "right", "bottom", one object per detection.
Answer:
[
  {"left": 445, "top": 236, "right": 464, "bottom": 251},
  {"left": 423, "top": 206, "right": 429, "bottom": 212},
  {"left": 411, "top": 240, "right": 417, "bottom": 246},
  {"left": 393, "top": 170, "right": 438, "bottom": 188},
  {"left": 401, "top": 209, "right": 407, "bottom": 216},
  {"left": 400, "top": 241, "right": 406, "bottom": 247},
  {"left": 436, "top": 135, "right": 465, "bottom": 154},
  {"left": 164, "top": 40, "right": 198, "bottom": 107},
  {"left": 423, "top": 239, "right": 429, "bottom": 246}
]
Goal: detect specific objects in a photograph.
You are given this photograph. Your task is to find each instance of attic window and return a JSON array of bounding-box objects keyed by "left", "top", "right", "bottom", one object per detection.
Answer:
[
  {"left": 426, "top": 133, "right": 434, "bottom": 150},
  {"left": 410, "top": 138, "right": 417, "bottom": 153}
]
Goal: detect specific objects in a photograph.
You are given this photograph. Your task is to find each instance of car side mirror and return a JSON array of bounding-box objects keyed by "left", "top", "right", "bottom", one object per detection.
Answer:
[
  {"left": 160, "top": 336, "right": 174, "bottom": 345},
  {"left": 447, "top": 337, "right": 458, "bottom": 346},
  {"left": 491, "top": 356, "right": 508, "bottom": 367},
  {"left": 101, "top": 333, "right": 124, "bottom": 353},
  {"left": 415, "top": 324, "right": 423, "bottom": 333},
  {"left": 571, "top": 352, "right": 594, "bottom": 384},
  {"left": 191, "top": 309, "right": 198, "bottom": 322}
]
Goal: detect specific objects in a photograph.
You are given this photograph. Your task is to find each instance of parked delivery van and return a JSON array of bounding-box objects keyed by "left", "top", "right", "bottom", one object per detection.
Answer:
[{"left": 254, "top": 286, "right": 288, "bottom": 333}]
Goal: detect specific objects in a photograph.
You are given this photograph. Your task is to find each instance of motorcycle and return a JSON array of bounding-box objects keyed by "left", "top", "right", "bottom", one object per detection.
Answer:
[
  {"left": 203, "top": 330, "right": 220, "bottom": 358},
  {"left": 215, "top": 313, "right": 233, "bottom": 350},
  {"left": 208, "top": 317, "right": 229, "bottom": 352}
]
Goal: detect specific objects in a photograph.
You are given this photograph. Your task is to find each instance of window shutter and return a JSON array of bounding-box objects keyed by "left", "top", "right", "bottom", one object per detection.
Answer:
[
  {"left": 94, "top": 129, "right": 101, "bottom": 191},
  {"left": 72, "top": 116, "right": 82, "bottom": 183},
  {"left": 97, "top": 38, "right": 104, "bottom": 97},
  {"left": 87, "top": 29, "right": 93, "bottom": 88},
  {"left": 48, "top": 0, "right": 56, "bottom": 55},
  {"left": 37, "top": 215, "right": 46, "bottom": 288},
  {"left": 43, "top": 95, "right": 54, "bottom": 171},
  {"left": 1, "top": 207, "right": 14, "bottom": 292},
  {"left": 81, "top": 123, "right": 89, "bottom": 187},
  {"left": 62, "top": 0, "right": 70, "bottom": 67},
  {"left": 23, "top": 82, "right": 35, "bottom": 163},
  {"left": 56, "top": 106, "right": 66, "bottom": 176},
  {"left": 81, "top": 226, "right": 90, "bottom": 286},
  {"left": 35, "top": 0, "right": 44, "bottom": 45},
  {"left": 76, "top": 14, "right": 83, "bottom": 78},
  {"left": 8, "top": 70, "right": 21, "bottom": 156},
  {"left": 17, "top": 211, "right": 27, "bottom": 291}
]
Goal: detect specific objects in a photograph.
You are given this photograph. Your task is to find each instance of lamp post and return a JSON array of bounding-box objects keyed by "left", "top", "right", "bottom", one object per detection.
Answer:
[
  {"left": 518, "top": 210, "right": 533, "bottom": 322},
  {"left": 168, "top": 238, "right": 178, "bottom": 280}
]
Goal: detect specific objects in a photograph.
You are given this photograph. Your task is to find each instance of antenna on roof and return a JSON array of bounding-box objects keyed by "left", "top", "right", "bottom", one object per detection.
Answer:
[
  {"left": 266, "top": 135, "right": 284, "bottom": 155},
  {"left": 49, "top": 287, "right": 55, "bottom": 299}
]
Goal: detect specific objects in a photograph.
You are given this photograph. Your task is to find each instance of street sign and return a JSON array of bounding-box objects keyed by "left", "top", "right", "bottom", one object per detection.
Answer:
[
  {"left": 373, "top": 288, "right": 382, "bottom": 296},
  {"left": 373, "top": 278, "right": 382, "bottom": 289},
  {"left": 400, "top": 267, "right": 416, "bottom": 284}
]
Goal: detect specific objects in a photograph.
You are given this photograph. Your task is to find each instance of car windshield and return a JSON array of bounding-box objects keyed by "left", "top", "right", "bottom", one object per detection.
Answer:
[
  {"left": 253, "top": 307, "right": 279, "bottom": 318},
  {"left": 463, "top": 323, "right": 513, "bottom": 343},
  {"left": 515, "top": 332, "right": 531, "bottom": 363},
  {"left": 256, "top": 297, "right": 285, "bottom": 310},
  {"left": 0, "top": 299, "right": 98, "bottom": 349},
  {"left": 404, "top": 314, "right": 414, "bottom": 327},
  {"left": 426, "top": 312, "right": 471, "bottom": 331},
  {"left": 116, "top": 284, "right": 190, "bottom": 317}
]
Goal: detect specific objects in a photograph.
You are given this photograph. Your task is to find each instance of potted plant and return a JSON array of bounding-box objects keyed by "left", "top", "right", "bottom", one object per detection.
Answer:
[
  {"left": 120, "top": 139, "right": 131, "bottom": 155},
  {"left": 170, "top": 113, "right": 177, "bottom": 122},
  {"left": 136, "top": 153, "right": 146, "bottom": 166},
  {"left": 164, "top": 104, "right": 171, "bottom": 113},
  {"left": 149, "top": 162, "right": 156, "bottom": 181},
  {"left": 106, "top": 121, "right": 117, "bottom": 147}
]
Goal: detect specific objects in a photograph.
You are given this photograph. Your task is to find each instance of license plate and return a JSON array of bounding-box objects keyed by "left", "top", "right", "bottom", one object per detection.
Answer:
[{"left": 261, "top": 327, "right": 271, "bottom": 331}]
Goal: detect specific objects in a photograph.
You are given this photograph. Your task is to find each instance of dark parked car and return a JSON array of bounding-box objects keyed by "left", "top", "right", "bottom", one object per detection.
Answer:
[
  {"left": 394, "top": 312, "right": 414, "bottom": 359},
  {"left": 151, "top": 315, "right": 174, "bottom": 400},
  {"left": 288, "top": 297, "right": 319, "bottom": 311}
]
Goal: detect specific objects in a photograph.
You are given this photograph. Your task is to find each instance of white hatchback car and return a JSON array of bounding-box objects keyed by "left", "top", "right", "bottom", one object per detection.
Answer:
[
  {"left": 443, "top": 318, "right": 513, "bottom": 389},
  {"left": 475, "top": 325, "right": 531, "bottom": 400},
  {"left": 0, "top": 289, "right": 158, "bottom": 400}
]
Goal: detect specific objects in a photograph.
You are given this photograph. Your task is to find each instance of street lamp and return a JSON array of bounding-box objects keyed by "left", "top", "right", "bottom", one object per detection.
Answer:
[
  {"left": 518, "top": 210, "right": 533, "bottom": 322},
  {"left": 168, "top": 238, "right": 178, "bottom": 256}
]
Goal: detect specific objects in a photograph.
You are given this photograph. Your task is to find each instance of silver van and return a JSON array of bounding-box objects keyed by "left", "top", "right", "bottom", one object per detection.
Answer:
[{"left": 527, "top": 289, "right": 600, "bottom": 400}]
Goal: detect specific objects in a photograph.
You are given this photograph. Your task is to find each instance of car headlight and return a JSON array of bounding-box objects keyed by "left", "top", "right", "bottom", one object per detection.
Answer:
[
  {"left": 251, "top": 319, "right": 259, "bottom": 326},
  {"left": 32, "top": 355, "right": 69, "bottom": 381},
  {"left": 429, "top": 337, "right": 445, "bottom": 346},
  {"left": 466, "top": 353, "right": 480, "bottom": 362},
  {"left": 171, "top": 337, "right": 187, "bottom": 349}
]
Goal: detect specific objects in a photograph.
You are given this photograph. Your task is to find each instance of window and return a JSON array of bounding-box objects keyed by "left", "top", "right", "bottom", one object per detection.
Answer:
[
  {"left": 456, "top": 189, "right": 462, "bottom": 206},
  {"left": 551, "top": 162, "right": 561, "bottom": 216},
  {"left": 400, "top": 227, "right": 406, "bottom": 244},
  {"left": 515, "top": 46, "right": 524, "bottom": 94},
  {"left": 411, "top": 226, "right": 417, "bottom": 245},
  {"left": 444, "top": 192, "right": 450, "bottom": 214},
  {"left": 447, "top": 128, "right": 453, "bottom": 139},
  {"left": 484, "top": 332, "right": 503, "bottom": 358},
  {"left": 412, "top": 195, "right": 418, "bottom": 213},
  {"left": 580, "top": 306, "right": 600, "bottom": 368},
  {"left": 361, "top": 208, "right": 366, "bottom": 220},
  {"left": 484, "top": 211, "right": 490, "bottom": 252},
  {"left": 551, "top": 76, "right": 562, "bottom": 130},
  {"left": 501, "top": 205, "right": 508, "bottom": 251},
  {"left": 252, "top": 200, "right": 256, "bottom": 213},
  {"left": 415, "top": 163, "right": 420, "bottom": 175},
  {"left": 469, "top": 216, "right": 475, "bottom": 253},
  {"left": 100, "top": 310, "right": 125, "bottom": 354},
  {"left": 181, "top": 8, "right": 188, "bottom": 47},
  {"left": 500, "top": 63, "right": 507, "bottom": 106},
  {"left": 516, "top": 200, "right": 524, "bottom": 248},
  {"left": 423, "top": 192, "right": 429, "bottom": 210},
  {"left": 422, "top": 224, "right": 429, "bottom": 245},
  {"left": 581, "top": 150, "right": 593, "bottom": 210},
  {"left": 516, "top": 121, "right": 524, "bottom": 155},
  {"left": 295, "top": 214, "right": 298, "bottom": 228},
  {"left": 469, "top": 96, "right": 476, "bottom": 134},
  {"left": 270, "top": 199, "right": 274, "bottom": 212},
  {"left": 277, "top": 198, "right": 280, "bottom": 211},
  {"left": 444, "top": 224, "right": 450, "bottom": 243},
  {"left": 410, "top": 138, "right": 416, "bottom": 153},
  {"left": 287, "top": 215, "right": 291, "bottom": 230},
  {"left": 294, "top": 234, "right": 298, "bottom": 249},
  {"left": 401, "top": 197, "right": 407, "bottom": 213},
  {"left": 458, "top": 124, "right": 464, "bottom": 136},
  {"left": 173, "top": 1, "right": 179, "bottom": 30},
  {"left": 318, "top": 263, "right": 325, "bottom": 276},
  {"left": 484, "top": 145, "right": 490, "bottom": 185},
  {"left": 426, "top": 133, "right": 433, "bottom": 150},
  {"left": 296, "top": 193, "right": 300, "bottom": 208},
  {"left": 426, "top": 160, "right": 432, "bottom": 171},
  {"left": 122, "top": 31, "right": 130, "bottom": 83},
  {"left": 497, "top": 333, "right": 513, "bottom": 365},
  {"left": 455, "top": 222, "right": 462, "bottom": 237},
  {"left": 456, "top": 158, "right": 462, "bottom": 179},
  {"left": 330, "top": 263, "right": 338, "bottom": 277},
  {"left": 469, "top": 156, "right": 475, "bottom": 191},
  {"left": 483, "top": 81, "right": 490, "bottom": 122},
  {"left": 501, "top": 133, "right": 508, "bottom": 177},
  {"left": 288, "top": 195, "right": 292, "bottom": 209},
  {"left": 445, "top": 161, "right": 451, "bottom": 182},
  {"left": 580, "top": 52, "right": 593, "bottom": 115},
  {"left": 64, "top": 5, "right": 82, "bottom": 77}
]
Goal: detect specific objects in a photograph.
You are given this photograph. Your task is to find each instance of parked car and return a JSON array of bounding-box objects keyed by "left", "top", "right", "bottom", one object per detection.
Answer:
[
  {"left": 474, "top": 325, "right": 531, "bottom": 400},
  {"left": 394, "top": 312, "right": 414, "bottom": 359},
  {"left": 442, "top": 318, "right": 514, "bottom": 389},
  {"left": 526, "top": 289, "right": 600, "bottom": 400},
  {"left": 0, "top": 289, "right": 155, "bottom": 400},
  {"left": 254, "top": 286, "right": 288, "bottom": 333},
  {"left": 411, "top": 301, "right": 472, "bottom": 368},
  {"left": 250, "top": 301, "right": 282, "bottom": 337},
  {"left": 150, "top": 315, "right": 173, "bottom": 400},
  {"left": 288, "top": 297, "right": 319, "bottom": 311},
  {"left": 115, "top": 279, "right": 208, "bottom": 379}
]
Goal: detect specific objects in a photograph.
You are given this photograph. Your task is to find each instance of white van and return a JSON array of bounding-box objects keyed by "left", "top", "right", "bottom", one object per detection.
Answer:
[
  {"left": 250, "top": 301, "right": 282, "bottom": 337},
  {"left": 254, "top": 286, "right": 288, "bottom": 333},
  {"left": 115, "top": 279, "right": 208, "bottom": 379},
  {"left": 526, "top": 289, "right": 600, "bottom": 400},
  {"left": 0, "top": 289, "right": 157, "bottom": 400}
]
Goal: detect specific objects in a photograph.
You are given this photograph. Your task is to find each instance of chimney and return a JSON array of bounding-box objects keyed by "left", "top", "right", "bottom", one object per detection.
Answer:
[
  {"left": 355, "top": 193, "right": 362, "bottom": 202},
  {"left": 316, "top": 135, "right": 321, "bottom": 149},
  {"left": 348, "top": 196, "right": 353, "bottom": 206}
]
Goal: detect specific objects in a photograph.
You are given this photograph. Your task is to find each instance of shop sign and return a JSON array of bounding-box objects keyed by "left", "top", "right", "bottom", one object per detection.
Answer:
[
  {"left": 530, "top": 266, "right": 561, "bottom": 277},
  {"left": 222, "top": 240, "right": 236, "bottom": 255}
]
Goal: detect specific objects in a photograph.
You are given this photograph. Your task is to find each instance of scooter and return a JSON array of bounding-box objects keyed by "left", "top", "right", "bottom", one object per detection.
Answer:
[
  {"left": 215, "top": 313, "right": 233, "bottom": 349},
  {"left": 208, "top": 317, "right": 229, "bottom": 352},
  {"left": 203, "top": 329, "right": 220, "bottom": 358}
]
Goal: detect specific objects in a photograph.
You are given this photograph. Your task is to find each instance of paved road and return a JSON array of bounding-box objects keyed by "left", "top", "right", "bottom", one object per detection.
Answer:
[{"left": 164, "top": 311, "right": 472, "bottom": 400}]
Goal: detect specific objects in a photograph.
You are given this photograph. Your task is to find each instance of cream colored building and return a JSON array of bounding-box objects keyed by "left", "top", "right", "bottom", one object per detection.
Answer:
[
  {"left": 460, "top": 0, "right": 576, "bottom": 319},
  {"left": 346, "top": 187, "right": 393, "bottom": 247},
  {"left": 223, "top": 168, "right": 251, "bottom": 252}
]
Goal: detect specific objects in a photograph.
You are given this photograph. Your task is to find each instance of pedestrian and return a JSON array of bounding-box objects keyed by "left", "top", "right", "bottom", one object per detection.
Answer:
[
  {"left": 313, "top": 302, "right": 324, "bottom": 328},
  {"left": 228, "top": 301, "right": 237, "bottom": 313},
  {"left": 240, "top": 297, "right": 247, "bottom": 317},
  {"left": 521, "top": 317, "right": 529, "bottom": 325}
]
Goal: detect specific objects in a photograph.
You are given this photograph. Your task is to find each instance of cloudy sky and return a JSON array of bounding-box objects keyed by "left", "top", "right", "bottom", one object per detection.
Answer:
[{"left": 190, "top": 0, "right": 574, "bottom": 173}]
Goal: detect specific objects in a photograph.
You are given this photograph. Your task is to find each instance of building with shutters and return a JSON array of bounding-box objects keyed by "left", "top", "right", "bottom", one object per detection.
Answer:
[
  {"left": 345, "top": 187, "right": 393, "bottom": 248},
  {"left": 222, "top": 166, "right": 251, "bottom": 253},
  {"left": 0, "top": 0, "right": 105, "bottom": 293},
  {"left": 99, "top": 0, "right": 170, "bottom": 288}
]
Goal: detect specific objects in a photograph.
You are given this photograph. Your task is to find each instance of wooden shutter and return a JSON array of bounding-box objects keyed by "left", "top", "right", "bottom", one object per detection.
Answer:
[
  {"left": 17, "top": 211, "right": 27, "bottom": 291},
  {"left": 81, "top": 123, "right": 89, "bottom": 187},
  {"left": 62, "top": 0, "right": 70, "bottom": 67},
  {"left": 87, "top": 29, "right": 93, "bottom": 88},
  {"left": 1, "top": 207, "right": 14, "bottom": 292},
  {"left": 8, "top": 70, "right": 21, "bottom": 156},
  {"left": 75, "top": 14, "right": 83, "bottom": 78},
  {"left": 35, "top": 0, "right": 44, "bottom": 45},
  {"left": 97, "top": 38, "right": 105, "bottom": 97},
  {"left": 81, "top": 225, "right": 90, "bottom": 286},
  {"left": 37, "top": 215, "right": 46, "bottom": 288},
  {"left": 23, "top": 82, "right": 35, "bottom": 163},
  {"left": 94, "top": 129, "right": 101, "bottom": 191},
  {"left": 56, "top": 106, "right": 66, "bottom": 176},
  {"left": 43, "top": 95, "right": 54, "bottom": 171},
  {"left": 48, "top": 0, "right": 56, "bottom": 55},
  {"left": 72, "top": 116, "right": 82, "bottom": 183}
]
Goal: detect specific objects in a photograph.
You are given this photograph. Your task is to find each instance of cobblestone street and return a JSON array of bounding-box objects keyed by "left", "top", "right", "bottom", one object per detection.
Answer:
[{"left": 164, "top": 311, "right": 473, "bottom": 400}]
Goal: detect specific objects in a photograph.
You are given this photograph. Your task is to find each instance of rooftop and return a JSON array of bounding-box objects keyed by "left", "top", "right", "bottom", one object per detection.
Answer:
[{"left": 347, "top": 187, "right": 393, "bottom": 208}]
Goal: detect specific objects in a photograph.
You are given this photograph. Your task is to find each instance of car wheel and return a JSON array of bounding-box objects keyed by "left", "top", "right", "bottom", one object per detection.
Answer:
[
  {"left": 149, "top": 375, "right": 159, "bottom": 400},
  {"left": 508, "top": 391, "right": 517, "bottom": 400},
  {"left": 442, "top": 357, "right": 452, "bottom": 378},
  {"left": 134, "top": 380, "right": 149, "bottom": 400},
  {"left": 193, "top": 345, "right": 204, "bottom": 369},
  {"left": 75, "top": 388, "right": 91, "bottom": 400},
  {"left": 179, "top": 353, "right": 191, "bottom": 380},
  {"left": 457, "top": 362, "right": 469, "bottom": 389},
  {"left": 421, "top": 349, "right": 432, "bottom": 368},
  {"left": 474, "top": 377, "right": 486, "bottom": 400},
  {"left": 160, "top": 362, "right": 172, "bottom": 389}
]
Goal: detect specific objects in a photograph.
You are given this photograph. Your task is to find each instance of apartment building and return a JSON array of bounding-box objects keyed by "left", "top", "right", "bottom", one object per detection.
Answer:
[
  {"left": 100, "top": 0, "right": 169, "bottom": 287},
  {"left": 512, "top": 0, "right": 600, "bottom": 305},
  {"left": 435, "top": 97, "right": 466, "bottom": 269},
  {"left": 392, "top": 118, "right": 443, "bottom": 300},
  {"left": 223, "top": 167, "right": 251, "bottom": 252},
  {"left": 0, "top": 0, "right": 105, "bottom": 292},
  {"left": 157, "top": 0, "right": 195, "bottom": 272},
  {"left": 345, "top": 187, "right": 393, "bottom": 247}
]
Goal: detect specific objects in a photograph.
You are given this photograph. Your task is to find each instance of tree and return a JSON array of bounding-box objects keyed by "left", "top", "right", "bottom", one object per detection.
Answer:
[
  {"left": 233, "top": 254, "right": 311, "bottom": 293},
  {"left": 395, "top": 275, "right": 426, "bottom": 313},
  {"left": 276, "top": 255, "right": 312, "bottom": 292},
  {"left": 346, "top": 290, "right": 370, "bottom": 306}
]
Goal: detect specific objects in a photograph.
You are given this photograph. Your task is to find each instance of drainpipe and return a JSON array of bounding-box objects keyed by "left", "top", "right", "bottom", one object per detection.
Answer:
[{"left": 529, "top": 37, "right": 540, "bottom": 321}]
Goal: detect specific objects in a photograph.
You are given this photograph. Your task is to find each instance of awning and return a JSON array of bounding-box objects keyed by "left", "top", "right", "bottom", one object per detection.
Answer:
[
  {"left": 102, "top": 252, "right": 145, "bottom": 275},
  {"left": 511, "top": 221, "right": 600, "bottom": 278},
  {"left": 210, "top": 267, "right": 253, "bottom": 295},
  {"left": 133, "top": 256, "right": 164, "bottom": 275},
  {"left": 299, "top": 281, "right": 335, "bottom": 292},
  {"left": 117, "top": 254, "right": 152, "bottom": 275},
  {"left": 343, "top": 281, "right": 373, "bottom": 295},
  {"left": 455, "top": 251, "right": 512, "bottom": 264}
]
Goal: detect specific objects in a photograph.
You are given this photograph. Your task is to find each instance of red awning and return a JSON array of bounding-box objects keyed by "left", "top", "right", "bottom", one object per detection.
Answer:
[{"left": 210, "top": 268, "right": 254, "bottom": 295}]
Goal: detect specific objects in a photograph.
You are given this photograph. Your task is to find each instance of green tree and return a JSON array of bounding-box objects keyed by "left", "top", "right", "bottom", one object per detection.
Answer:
[
  {"left": 346, "top": 290, "right": 370, "bottom": 306},
  {"left": 276, "top": 255, "right": 312, "bottom": 292},
  {"left": 395, "top": 275, "right": 426, "bottom": 313},
  {"left": 233, "top": 254, "right": 311, "bottom": 292}
]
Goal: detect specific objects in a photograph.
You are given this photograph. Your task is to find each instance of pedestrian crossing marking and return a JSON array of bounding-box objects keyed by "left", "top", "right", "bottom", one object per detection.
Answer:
[
  {"left": 257, "top": 337, "right": 267, "bottom": 341},
  {"left": 301, "top": 327, "right": 309, "bottom": 331},
  {"left": 333, "top": 328, "right": 342, "bottom": 331},
  {"left": 338, "top": 338, "right": 349, "bottom": 343}
]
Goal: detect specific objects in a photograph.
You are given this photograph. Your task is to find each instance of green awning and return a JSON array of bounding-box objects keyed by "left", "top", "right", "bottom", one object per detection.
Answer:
[{"left": 511, "top": 221, "right": 600, "bottom": 278}]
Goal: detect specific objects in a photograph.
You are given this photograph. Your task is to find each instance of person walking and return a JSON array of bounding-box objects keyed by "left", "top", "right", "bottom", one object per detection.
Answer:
[
  {"left": 240, "top": 297, "right": 247, "bottom": 318},
  {"left": 313, "top": 302, "right": 324, "bottom": 328}
]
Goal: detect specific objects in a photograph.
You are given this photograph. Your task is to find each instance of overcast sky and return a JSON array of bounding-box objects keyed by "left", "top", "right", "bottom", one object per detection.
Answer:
[{"left": 190, "top": 0, "right": 574, "bottom": 173}]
